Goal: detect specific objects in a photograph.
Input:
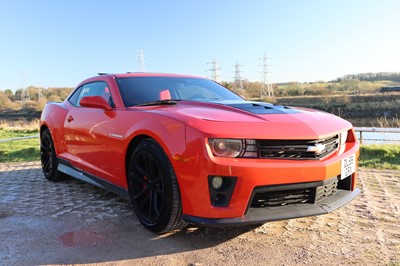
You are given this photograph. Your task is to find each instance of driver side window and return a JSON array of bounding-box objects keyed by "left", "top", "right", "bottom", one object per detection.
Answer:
[{"left": 74, "top": 81, "right": 113, "bottom": 107}]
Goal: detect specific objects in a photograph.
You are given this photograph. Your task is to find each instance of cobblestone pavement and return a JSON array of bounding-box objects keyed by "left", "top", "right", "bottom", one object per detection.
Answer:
[
  {"left": 0, "top": 162, "right": 132, "bottom": 222},
  {"left": 0, "top": 162, "right": 399, "bottom": 266}
]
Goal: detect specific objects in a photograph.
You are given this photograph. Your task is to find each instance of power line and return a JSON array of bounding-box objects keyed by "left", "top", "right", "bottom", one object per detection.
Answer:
[
  {"left": 21, "top": 72, "right": 31, "bottom": 102},
  {"left": 260, "top": 52, "right": 274, "bottom": 97},
  {"left": 207, "top": 58, "right": 221, "bottom": 83},
  {"left": 136, "top": 50, "right": 145, "bottom": 72},
  {"left": 233, "top": 61, "right": 243, "bottom": 90},
  {"left": 38, "top": 83, "right": 43, "bottom": 100}
]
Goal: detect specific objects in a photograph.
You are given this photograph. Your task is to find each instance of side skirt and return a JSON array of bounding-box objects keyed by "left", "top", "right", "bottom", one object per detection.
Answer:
[{"left": 58, "top": 159, "right": 130, "bottom": 200}]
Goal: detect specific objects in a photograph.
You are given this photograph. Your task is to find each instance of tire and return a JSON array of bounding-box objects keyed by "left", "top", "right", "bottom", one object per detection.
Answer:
[
  {"left": 127, "top": 139, "right": 186, "bottom": 233},
  {"left": 40, "top": 128, "right": 65, "bottom": 181}
]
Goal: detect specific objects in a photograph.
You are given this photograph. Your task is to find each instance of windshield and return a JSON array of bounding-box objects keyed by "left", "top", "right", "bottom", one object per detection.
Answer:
[{"left": 116, "top": 77, "right": 244, "bottom": 107}]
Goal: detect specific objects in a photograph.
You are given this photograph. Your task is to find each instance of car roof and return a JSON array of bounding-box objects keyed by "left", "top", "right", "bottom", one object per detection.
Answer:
[
  {"left": 76, "top": 73, "right": 208, "bottom": 89},
  {"left": 97, "top": 73, "right": 203, "bottom": 79}
]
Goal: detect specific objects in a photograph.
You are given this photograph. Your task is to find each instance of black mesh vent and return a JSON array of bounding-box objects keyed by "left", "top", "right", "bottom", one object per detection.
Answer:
[
  {"left": 251, "top": 188, "right": 315, "bottom": 207},
  {"left": 250, "top": 176, "right": 345, "bottom": 209},
  {"left": 316, "top": 180, "right": 338, "bottom": 202}
]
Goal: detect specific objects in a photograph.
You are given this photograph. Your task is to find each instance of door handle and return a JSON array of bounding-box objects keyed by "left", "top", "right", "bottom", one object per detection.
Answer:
[{"left": 67, "top": 115, "right": 74, "bottom": 122}]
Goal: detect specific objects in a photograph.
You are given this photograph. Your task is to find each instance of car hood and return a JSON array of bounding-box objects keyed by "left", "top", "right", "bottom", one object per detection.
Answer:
[{"left": 134, "top": 100, "right": 352, "bottom": 139}]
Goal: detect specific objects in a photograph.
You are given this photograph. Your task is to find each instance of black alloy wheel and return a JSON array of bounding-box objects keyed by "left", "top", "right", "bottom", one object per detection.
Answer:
[
  {"left": 40, "top": 129, "right": 63, "bottom": 181},
  {"left": 131, "top": 149, "right": 164, "bottom": 225},
  {"left": 128, "top": 139, "right": 185, "bottom": 233}
]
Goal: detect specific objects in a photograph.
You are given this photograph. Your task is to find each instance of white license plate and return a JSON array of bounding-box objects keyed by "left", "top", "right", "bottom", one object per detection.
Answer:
[{"left": 341, "top": 154, "right": 356, "bottom": 180}]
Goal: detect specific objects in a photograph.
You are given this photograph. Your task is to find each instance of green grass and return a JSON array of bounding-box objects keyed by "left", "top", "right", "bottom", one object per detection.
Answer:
[
  {"left": 0, "top": 129, "right": 40, "bottom": 162},
  {"left": 359, "top": 144, "right": 400, "bottom": 170},
  {"left": 1, "top": 129, "right": 400, "bottom": 171}
]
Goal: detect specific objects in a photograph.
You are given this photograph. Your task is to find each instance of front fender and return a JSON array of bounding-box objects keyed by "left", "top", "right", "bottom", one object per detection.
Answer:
[
  {"left": 107, "top": 110, "right": 188, "bottom": 188},
  {"left": 125, "top": 115, "right": 187, "bottom": 159}
]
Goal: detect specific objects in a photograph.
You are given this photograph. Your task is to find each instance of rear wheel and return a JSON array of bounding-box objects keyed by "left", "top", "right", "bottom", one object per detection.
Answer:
[
  {"left": 40, "top": 129, "right": 65, "bottom": 181},
  {"left": 127, "top": 139, "right": 186, "bottom": 233}
]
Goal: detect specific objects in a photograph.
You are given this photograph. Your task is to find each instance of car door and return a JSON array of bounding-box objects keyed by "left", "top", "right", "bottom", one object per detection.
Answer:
[{"left": 63, "top": 81, "right": 114, "bottom": 181}]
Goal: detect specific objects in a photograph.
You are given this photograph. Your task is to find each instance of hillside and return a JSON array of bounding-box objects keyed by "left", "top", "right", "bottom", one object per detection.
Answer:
[{"left": 271, "top": 93, "right": 400, "bottom": 127}]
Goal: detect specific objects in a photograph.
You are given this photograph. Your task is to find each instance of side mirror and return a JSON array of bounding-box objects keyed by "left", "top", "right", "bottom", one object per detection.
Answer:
[{"left": 79, "top": 96, "right": 112, "bottom": 111}]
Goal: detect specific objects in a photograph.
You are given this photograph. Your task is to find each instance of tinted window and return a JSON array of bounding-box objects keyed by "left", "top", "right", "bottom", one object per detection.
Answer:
[
  {"left": 76, "top": 81, "right": 113, "bottom": 107},
  {"left": 68, "top": 87, "right": 82, "bottom": 106},
  {"left": 116, "top": 77, "right": 244, "bottom": 107}
]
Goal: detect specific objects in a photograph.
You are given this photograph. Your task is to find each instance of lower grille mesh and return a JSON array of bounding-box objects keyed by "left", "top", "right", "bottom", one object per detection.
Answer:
[
  {"left": 251, "top": 189, "right": 314, "bottom": 207},
  {"left": 250, "top": 177, "right": 343, "bottom": 208},
  {"left": 316, "top": 180, "right": 338, "bottom": 202}
]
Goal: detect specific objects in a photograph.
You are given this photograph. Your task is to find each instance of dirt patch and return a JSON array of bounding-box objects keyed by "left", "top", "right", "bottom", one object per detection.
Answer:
[{"left": 0, "top": 162, "right": 399, "bottom": 265}]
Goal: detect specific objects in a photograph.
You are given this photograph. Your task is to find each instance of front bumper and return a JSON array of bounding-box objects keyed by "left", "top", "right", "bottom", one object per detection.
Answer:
[
  {"left": 175, "top": 126, "right": 360, "bottom": 224},
  {"left": 183, "top": 175, "right": 360, "bottom": 226}
]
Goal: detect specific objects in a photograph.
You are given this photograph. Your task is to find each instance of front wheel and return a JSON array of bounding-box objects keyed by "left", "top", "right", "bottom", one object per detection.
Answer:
[{"left": 127, "top": 139, "right": 186, "bottom": 233}]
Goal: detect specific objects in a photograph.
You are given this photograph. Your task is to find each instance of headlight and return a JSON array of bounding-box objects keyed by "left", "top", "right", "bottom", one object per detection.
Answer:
[
  {"left": 209, "top": 139, "right": 243, "bottom": 157},
  {"left": 208, "top": 139, "right": 258, "bottom": 158},
  {"left": 340, "top": 130, "right": 348, "bottom": 146}
]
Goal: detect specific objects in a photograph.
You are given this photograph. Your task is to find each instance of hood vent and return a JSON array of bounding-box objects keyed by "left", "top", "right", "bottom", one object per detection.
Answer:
[{"left": 223, "top": 102, "right": 299, "bottom": 115}]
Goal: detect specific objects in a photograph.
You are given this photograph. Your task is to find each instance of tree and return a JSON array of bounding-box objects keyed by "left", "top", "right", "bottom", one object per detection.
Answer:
[
  {"left": 0, "top": 91, "right": 20, "bottom": 110},
  {"left": 341, "top": 79, "right": 361, "bottom": 91},
  {"left": 4, "top": 89, "right": 15, "bottom": 101}
]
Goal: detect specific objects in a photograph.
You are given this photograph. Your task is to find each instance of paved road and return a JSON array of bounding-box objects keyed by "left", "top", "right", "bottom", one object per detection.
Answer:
[{"left": 0, "top": 162, "right": 399, "bottom": 265}]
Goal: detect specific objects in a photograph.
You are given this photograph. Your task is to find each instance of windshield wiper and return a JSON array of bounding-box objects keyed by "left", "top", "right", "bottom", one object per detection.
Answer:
[{"left": 135, "top": 99, "right": 181, "bottom": 107}]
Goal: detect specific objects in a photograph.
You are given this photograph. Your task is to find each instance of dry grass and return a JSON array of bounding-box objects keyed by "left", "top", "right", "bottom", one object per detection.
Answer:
[
  {"left": 376, "top": 116, "right": 400, "bottom": 128},
  {"left": 0, "top": 119, "right": 40, "bottom": 131}
]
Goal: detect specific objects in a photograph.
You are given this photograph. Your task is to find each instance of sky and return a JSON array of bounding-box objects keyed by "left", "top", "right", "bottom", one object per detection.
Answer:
[{"left": 0, "top": 0, "right": 399, "bottom": 90}]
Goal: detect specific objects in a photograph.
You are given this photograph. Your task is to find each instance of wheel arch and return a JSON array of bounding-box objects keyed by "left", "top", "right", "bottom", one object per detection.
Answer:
[
  {"left": 124, "top": 131, "right": 185, "bottom": 192},
  {"left": 125, "top": 134, "right": 151, "bottom": 179},
  {"left": 40, "top": 124, "right": 49, "bottom": 136},
  {"left": 122, "top": 116, "right": 187, "bottom": 181},
  {"left": 40, "top": 102, "right": 68, "bottom": 156}
]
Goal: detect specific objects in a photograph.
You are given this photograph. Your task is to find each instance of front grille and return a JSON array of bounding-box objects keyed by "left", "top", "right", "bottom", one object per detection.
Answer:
[
  {"left": 257, "top": 135, "right": 339, "bottom": 160},
  {"left": 251, "top": 188, "right": 314, "bottom": 207},
  {"left": 316, "top": 179, "right": 338, "bottom": 202},
  {"left": 250, "top": 176, "right": 343, "bottom": 209}
]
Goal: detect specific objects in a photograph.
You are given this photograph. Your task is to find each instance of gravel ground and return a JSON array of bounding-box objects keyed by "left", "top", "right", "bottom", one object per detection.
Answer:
[{"left": 0, "top": 162, "right": 399, "bottom": 266}]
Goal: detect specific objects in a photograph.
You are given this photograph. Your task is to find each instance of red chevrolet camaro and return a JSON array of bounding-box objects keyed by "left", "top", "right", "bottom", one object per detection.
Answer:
[{"left": 40, "top": 73, "right": 360, "bottom": 233}]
